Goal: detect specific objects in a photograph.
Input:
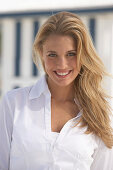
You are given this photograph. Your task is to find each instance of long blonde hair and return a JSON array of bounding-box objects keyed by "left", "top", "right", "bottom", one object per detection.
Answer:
[{"left": 33, "top": 11, "right": 113, "bottom": 148}]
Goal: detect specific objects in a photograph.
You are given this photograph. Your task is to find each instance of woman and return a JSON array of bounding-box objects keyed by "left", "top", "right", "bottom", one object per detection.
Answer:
[{"left": 0, "top": 11, "right": 113, "bottom": 170}]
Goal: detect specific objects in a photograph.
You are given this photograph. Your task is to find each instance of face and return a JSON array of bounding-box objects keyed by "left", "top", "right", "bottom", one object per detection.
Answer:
[{"left": 42, "top": 34, "right": 80, "bottom": 87}]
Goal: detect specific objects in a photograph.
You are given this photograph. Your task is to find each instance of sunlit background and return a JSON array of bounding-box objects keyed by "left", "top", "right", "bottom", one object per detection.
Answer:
[{"left": 0, "top": 0, "right": 113, "bottom": 106}]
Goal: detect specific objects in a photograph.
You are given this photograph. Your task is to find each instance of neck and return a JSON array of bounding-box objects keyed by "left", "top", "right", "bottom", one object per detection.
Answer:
[{"left": 47, "top": 77, "right": 75, "bottom": 102}]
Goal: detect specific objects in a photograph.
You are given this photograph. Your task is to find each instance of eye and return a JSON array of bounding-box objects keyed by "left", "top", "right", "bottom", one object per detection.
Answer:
[
  {"left": 67, "top": 52, "right": 76, "bottom": 57},
  {"left": 47, "top": 53, "right": 57, "bottom": 57}
]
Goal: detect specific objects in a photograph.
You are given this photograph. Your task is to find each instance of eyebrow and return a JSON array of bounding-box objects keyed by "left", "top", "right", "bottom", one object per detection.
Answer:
[
  {"left": 47, "top": 50, "right": 77, "bottom": 53},
  {"left": 67, "top": 50, "right": 77, "bottom": 53},
  {"left": 47, "top": 51, "right": 57, "bottom": 53}
]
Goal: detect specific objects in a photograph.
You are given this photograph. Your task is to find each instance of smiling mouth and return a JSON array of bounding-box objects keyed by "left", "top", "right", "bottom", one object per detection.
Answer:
[{"left": 54, "top": 70, "right": 72, "bottom": 78}]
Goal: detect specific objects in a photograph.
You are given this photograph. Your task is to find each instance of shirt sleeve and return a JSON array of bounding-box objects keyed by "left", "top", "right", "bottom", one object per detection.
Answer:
[
  {"left": 91, "top": 138, "right": 113, "bottom": 170},
  {"left": 0, "top": 94, "right": 13, "bottom": 170}
]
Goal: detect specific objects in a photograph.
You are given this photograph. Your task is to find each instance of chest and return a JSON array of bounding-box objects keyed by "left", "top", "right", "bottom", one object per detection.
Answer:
[
  {"left": 51, "top": 99, "right": 80, "bottom": 133},
  {"left": 10, "top": 98, "right": 97, "bottom": 170}
]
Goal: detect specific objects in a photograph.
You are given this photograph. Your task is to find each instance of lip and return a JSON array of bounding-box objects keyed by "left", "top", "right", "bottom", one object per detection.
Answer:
[
  {"left": 54, "top": 70, "right": 72, "bottom": 78},
  {"left": 54, "top": 69, "right": 71, "bottom": 73}
]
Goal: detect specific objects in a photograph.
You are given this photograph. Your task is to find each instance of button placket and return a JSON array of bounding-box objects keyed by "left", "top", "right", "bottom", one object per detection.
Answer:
[
  {"left": 44, "top": 91, "right": 53, "bottom": 141},
  {"left": 55, "top": 119, "right": 73, "bottom": 144}
]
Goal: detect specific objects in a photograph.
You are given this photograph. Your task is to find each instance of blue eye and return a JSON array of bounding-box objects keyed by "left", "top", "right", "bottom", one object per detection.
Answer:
[
  {"left": 48, "top": 53, "right": 57, "bottom": 57},
  {"left": 67, "top": 52, "right": 76, "bottom": 56}
]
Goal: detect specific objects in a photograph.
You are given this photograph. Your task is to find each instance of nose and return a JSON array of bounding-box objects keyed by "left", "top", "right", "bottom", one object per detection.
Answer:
[{"left": 56, "top": 56, "right": 68, "bottom": 69}]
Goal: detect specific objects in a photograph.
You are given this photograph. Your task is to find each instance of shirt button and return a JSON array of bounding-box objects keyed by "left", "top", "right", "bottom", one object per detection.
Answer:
[
  {"left": 46, "top": 143, "right": 53, "bottom": 152},
  {"left": 76, "top": 153, "right": 80, "bottom": 159},
  {"left": 77, "top": 154, "right": 80, "bottom": 158}
]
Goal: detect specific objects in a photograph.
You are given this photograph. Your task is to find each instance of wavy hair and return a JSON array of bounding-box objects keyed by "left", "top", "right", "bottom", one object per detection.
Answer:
[{"left": 33, "top": 11, "right": 113, "bottom": 148}]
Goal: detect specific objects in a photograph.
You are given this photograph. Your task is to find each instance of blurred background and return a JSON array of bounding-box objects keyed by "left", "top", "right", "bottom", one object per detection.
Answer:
[{"left": 0, "top": 0, "right": 113, "bottom": 106}]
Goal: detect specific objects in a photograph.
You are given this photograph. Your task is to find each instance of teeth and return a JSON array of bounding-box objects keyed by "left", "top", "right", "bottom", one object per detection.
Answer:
[{"left": 56, "top": 71, "right": 70, "bottom": 76}]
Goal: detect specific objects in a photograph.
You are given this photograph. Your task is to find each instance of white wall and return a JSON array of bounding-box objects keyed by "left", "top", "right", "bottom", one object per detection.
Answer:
[
  {"left": 0, "top": 10, "right": 113, "bottom": 109},
  {"left": 95, "top": 14, "right": 113, "bottom": 107},
  {"left": 0, "top": 0, "right": 113, "bottom": 12}
]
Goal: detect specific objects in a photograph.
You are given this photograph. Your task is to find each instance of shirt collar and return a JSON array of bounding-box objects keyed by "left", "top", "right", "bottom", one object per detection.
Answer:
[{"left": 29, "top": 74, "right": 50, "bottom": 100}]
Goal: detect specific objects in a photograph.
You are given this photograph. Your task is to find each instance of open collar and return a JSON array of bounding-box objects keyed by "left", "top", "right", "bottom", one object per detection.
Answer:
[{"left": 29, "top": 74, "right": 50, "bottom": 100}]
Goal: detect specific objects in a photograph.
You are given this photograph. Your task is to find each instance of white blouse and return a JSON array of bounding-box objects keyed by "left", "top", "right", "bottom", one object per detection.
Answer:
[{"left": 0, "top": 74, "right": 113, "bottom": 170}]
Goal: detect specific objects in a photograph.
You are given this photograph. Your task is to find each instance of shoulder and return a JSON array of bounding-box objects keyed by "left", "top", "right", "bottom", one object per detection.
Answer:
[
  {"left": 2, "top": 74, "right": 47, "bottom": 107},
  {"left": 7, "top": 85, "right": 32, "bottom": 99},
  {"left": 5, "top": 85, "right": 33, "bottom": 103},
  {"left": 0, "top": 85, "right": 33, "bottom": 112}
]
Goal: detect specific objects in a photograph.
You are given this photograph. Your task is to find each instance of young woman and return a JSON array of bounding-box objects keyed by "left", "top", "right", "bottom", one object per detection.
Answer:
[{"left": 0, "top": 11, "right": 113, "bottom": 170}]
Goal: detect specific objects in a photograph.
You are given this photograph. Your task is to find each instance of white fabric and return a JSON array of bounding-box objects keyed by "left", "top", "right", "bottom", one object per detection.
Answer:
[{"left": 0, "top": 74, "right": 113, "bottom": 170}]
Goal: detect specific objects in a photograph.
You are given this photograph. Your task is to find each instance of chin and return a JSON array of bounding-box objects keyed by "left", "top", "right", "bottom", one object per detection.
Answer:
[{"left": 53, "top": 79, "right": 74, "bottom": 87}]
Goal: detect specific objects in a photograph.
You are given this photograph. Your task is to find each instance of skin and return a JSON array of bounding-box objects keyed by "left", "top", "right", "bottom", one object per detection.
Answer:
[
  {"left": 41, "top": 34, "right": 80, "bottom": 132},
  {"left": 42, "top": 34, "right": 80, "bottom": 102}
]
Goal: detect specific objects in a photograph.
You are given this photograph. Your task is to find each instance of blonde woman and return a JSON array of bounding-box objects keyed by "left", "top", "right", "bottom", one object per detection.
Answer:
[{"left": 0, "top": 11, "right": 113, "bottom": 170}]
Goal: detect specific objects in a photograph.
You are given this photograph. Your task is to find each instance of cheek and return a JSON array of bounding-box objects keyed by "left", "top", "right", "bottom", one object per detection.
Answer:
[
  {"left": 70, "top": 58, "right": 80, "bottom": 73},
  {"left": 44, "top": 58, "right": 55, "bottom": 70},
  {"left": 70, "top": 58, "right": 77, "bottom": 67}
]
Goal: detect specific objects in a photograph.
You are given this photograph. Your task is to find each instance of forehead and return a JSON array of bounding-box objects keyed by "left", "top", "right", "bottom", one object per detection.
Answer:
[{"left": 43, "top": 34, "right": 77, "bottom": 51}]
